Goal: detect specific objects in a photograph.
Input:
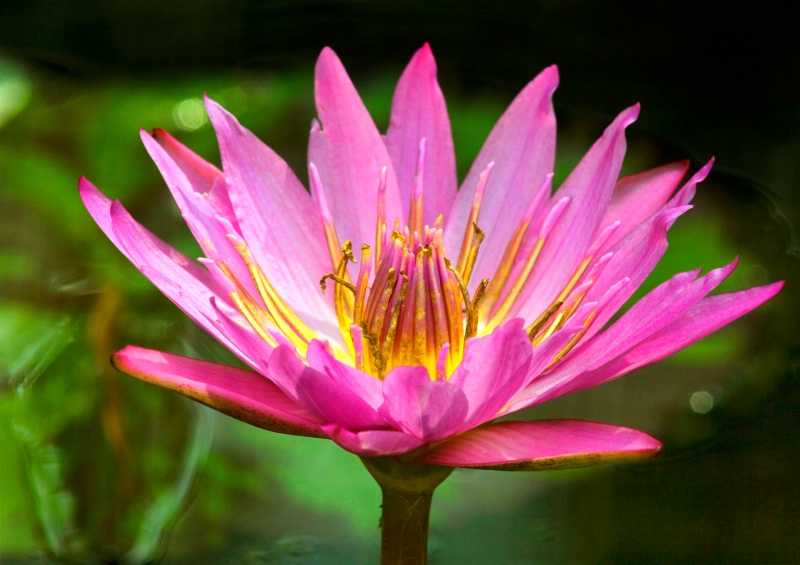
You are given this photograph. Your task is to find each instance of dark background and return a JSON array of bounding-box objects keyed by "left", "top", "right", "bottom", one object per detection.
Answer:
[{"left": 3, "top": 0, "right": 799, "bottom": 227}]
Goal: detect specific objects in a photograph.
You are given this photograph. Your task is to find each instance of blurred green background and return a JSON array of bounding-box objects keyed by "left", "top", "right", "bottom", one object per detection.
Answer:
[{"left": 0, "top": 1, "right": 798, "bottom": 563}]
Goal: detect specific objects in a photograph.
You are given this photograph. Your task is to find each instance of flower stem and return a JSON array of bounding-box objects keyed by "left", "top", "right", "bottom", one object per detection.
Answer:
[{"left": 361, "top": 456, "right": 453, "bottom": 565}]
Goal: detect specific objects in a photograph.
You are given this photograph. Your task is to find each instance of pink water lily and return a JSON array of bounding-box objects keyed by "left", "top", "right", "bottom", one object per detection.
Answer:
[{"left": 80, "top": 44, "right": 781, "bottom": 471}]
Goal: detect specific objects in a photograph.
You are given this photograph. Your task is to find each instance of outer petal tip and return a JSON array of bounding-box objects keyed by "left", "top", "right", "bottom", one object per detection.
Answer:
[
  {"left": 541, "top": 64, "right": 560, "bottom": 86},
  {"left": 316, "top": 46, "right": 343, "bottom": 74},
  {"left": 411, "top": 42, "right": 436, "bottom": 69},
  {"left": 622, "top": 102, "right": 641, "bottom": 125}
]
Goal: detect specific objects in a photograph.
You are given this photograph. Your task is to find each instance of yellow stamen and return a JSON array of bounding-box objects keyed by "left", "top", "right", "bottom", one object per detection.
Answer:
[
  {"left": 533, "top": 311, "right": 564, "bottom": 345},
  {"left": 460, "top": 222, "right": 484, "bottom": 285},
  {"left": 445, "top": 258, "right": 481, "bottom": 344},
  {"left": 549, "top": 309, "right": 599, "bottom": 365},
  {"left": 230, "top": 291, "right": 279, "bottom": 348},
  {"left": 466, "top": 278, "right": 489, "bottom": 339},
  {"left": 353, "top": 244, "right": 372, "bottom": 325},
  {"left": 455, "top": 162, "right": 493, "bottom": 275},
  {"left": 483, "top": 237, "right": 545, "bottom": 333},
  {"left": 220, "top": 242, "right": 316, "bottom": 354},
  {"left": 526, "top": 300, "right": 564, "bottom": 341}
]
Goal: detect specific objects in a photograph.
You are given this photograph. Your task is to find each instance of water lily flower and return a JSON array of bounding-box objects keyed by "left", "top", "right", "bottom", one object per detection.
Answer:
[{"left": 80, "top": 44, "right": 780, "bottom": 470}]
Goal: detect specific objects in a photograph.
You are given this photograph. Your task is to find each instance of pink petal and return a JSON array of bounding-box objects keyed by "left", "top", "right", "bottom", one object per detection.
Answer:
[
  {"left": 204, "top": 97, "right": 336, "bottom": 333},
  {"left": 305, "top": 340, "right": 383, "bottom": 410},
  {"left": 447, "top": 320, "right": 533, "bottom": 428},
  {"left": 600, "top": 160, "right": 689, "bottom": 250},
  {"left": 147, "top": 127, "right": 237, "bottom": 224},
  {"left": 309, "top": 47, "right": 403, "bottom": 247},
  {"left": 267, "top": 344, "right": 387, "bottom": 431},
  {"left": 378, "top": 365, "right": 468, "bottom": 442},
  {"left": 112, "top": 346, "right": 324, "bottom": 437},
  {"left": 321, "top": 425, "right": 426, "bottom": 457},
  {"left": 514, "top": 104, "right": 639, "bottom": 319},
  {"left": 560, "top": 280, "right": 784, "bottom": 395},
  {"left": 384, "top": 43, "right": 457, "bottom": 224},
  {"left": 518, "top": 258, "right": 745, "bottom": 407},
  {"left": 140, "top": 131, "right": 258, "bottom": 300},
  {"left": 414, "top": 420, "right": 661, "bottom": 469},
  {"left": 576, "top": 163, "right": 711, "bottom": 336},
  {"left": 579, "top": 205, "right": 692, "bottom": 342},
  {"left": 445, "top": 65, "right": 558, "bottom": 283},
  {"left": 80, "top": 178, "right": 244, "bottom": 356}
]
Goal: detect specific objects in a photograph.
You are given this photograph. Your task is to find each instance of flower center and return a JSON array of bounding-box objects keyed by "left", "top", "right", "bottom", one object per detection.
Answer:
[
  {"left": 321, "top": 219, "right": 486, "bottom": 379},
  {"left": 218, "top": 142, "right": 620, "bottom": 381}
]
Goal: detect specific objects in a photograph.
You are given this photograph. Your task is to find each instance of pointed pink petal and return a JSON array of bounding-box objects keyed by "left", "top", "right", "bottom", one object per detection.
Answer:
[
  {"left": 378, "top": 365, "right": 468, "bottom": 442},
  {"left": 447, "top": 320, "right": 533, "bottom": 428},
  {"left": 80, "top": 178, "right": 246, "bottom": 356},
  {"left": 579, "top": 205, "right": 692, "bottom": 342},
  {"left": 305, "top": 339, "right": 383, "bottom": 409},
  {"left": 204, "top": 98, "right": 336, "bottom": 332},
  {"left": 445, "top": 66, "right": 558, "bottom": 282},
  {"left": 322, "top": 425, "right": 426, "bottom": 457},
  {"left": 668, "top": 158, "right": 714, "bottom": 208},
  {"left": 308, "top": 47, "right": 403, "bottom": 247},
  {"left": 600, "top": 160, "right": 689, "bottom": 249},
  {"left": 147, "top": 128, "right": 237, "bottom": 223},
  {"left": 560, "top": 281, "right": 784, "bottom": 395},
  {"left": 514, "top": 105, "right": 639, "bottom": 319},
  {"left": 140, "top": 131, "right": 259, "bottom": 300},
  {"left": 267, "top": 344, "right": 387, "bottom": 431},
  {"left": 112, "top": 346, "right": 325, "bottom": 437},
  {"left": 384, "top": 43, "right": 457, "bottom": 224},
  {"left": 517, "top": 258, "right": 747, "bottom": 407},
  {"left": 414, "top": 420, "right": 661, "bottom": 469},
  {"left": 572, "top": 161, "right": 713, "bottom": 342},
  {"left": 208, "top": 295, "right": 274, "bottom": 375}
]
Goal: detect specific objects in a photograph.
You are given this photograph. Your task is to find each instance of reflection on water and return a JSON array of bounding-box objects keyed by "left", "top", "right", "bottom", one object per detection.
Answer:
[{"left": 0, "top": 53, "right": 797, "bottom": 564}]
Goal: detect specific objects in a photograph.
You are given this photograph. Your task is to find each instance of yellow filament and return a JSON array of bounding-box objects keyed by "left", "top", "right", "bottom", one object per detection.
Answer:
[
  {"left": 526, "top": 255, "right": 594, "bottom": 346},
  {"left": 413, "top": 247, "right": 430, "bottom": 366},
  {"left": 460, "top": 223, "right": 484, "bottom": 286},
  {"left": 241, "top": 253, "right": 316, "bottom": 347},
  {"left": 553, "top": 256, "right": 593, "bottom": 306},
  {"left": 483, "top": 237, "right": 545, "bottom": 333},
  {"left": 549, "top": 310, "right": 599, "bottom": 366},
  {"left": 353, "top": 244, "right": 372, "bottom": 325},
  {"left": 378, "top": 271, "right": 409, "bottom": 378},
  {"left": 440, "top": 262, "right": 464, "bottom": 364},
  {"left": 455, "top": 183, "right": 486, "bottom": 274},
  {"left": 322, "top": 221, "right": 343, "bottom": 273},
  {"left": 226, "top": 243, "right": 316, "bottom": 344},
  {"left": 479, "top": 215, "right": 533, "bottom": 317},
  {"left": 368, "top": 268, "right": 399, "bottom": 342},
  {"left": 526, "top": 300, "right": 564, "bottom": 340},
  {"left": 466, "top": 278, "right": 489, "bottom": 339},
  {"left": 230, "top": 291, "right": 280, "bottom": 348},
  {"left": 445, "top": 258, "right": 480, "bottom": 344},
  {"left": 534, "top": 311, "right": 564, "bottom": 345}
]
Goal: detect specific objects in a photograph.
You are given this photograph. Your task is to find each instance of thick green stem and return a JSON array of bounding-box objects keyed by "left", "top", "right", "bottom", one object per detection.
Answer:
[{"left": 361, "top": 457, "right": 453, "bottom": 565}]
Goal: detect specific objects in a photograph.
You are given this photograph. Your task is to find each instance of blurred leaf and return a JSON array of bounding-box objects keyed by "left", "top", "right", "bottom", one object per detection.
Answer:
[
  {"left": 0, "top": 58, "right": 31, "bottom": 127},
  {"left": 0, "top": 304, "right": 74, "bottom": 393}
]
